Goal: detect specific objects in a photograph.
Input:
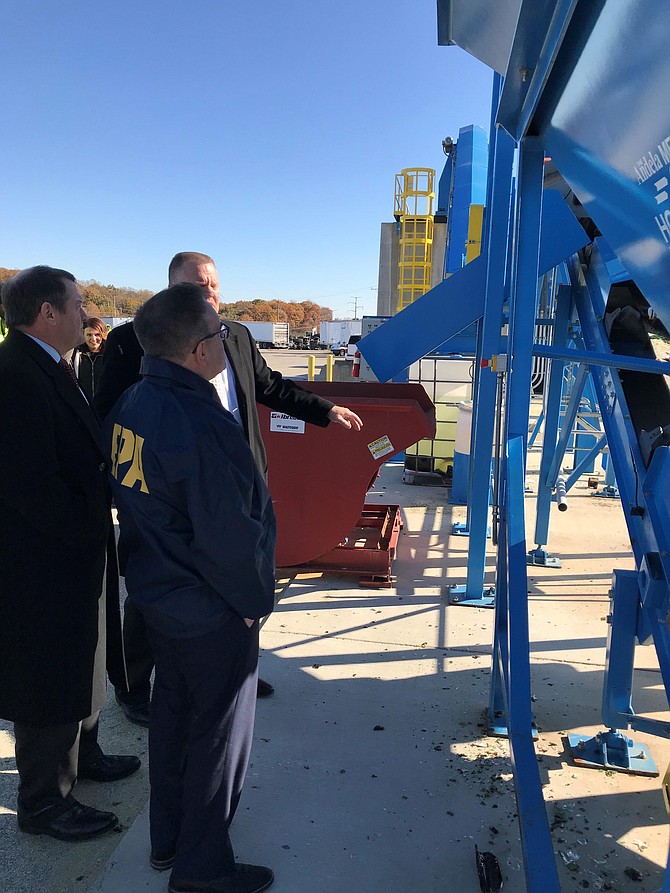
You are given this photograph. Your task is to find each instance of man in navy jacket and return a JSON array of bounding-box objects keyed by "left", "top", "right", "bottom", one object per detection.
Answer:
[{"left": 107, "top": 284, "right": 276, "bottom": 893}]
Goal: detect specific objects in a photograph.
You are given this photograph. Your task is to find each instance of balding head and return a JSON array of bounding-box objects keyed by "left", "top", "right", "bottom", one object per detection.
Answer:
[{"left": 167, "top": 252, "right": 219, "bottom": 310}]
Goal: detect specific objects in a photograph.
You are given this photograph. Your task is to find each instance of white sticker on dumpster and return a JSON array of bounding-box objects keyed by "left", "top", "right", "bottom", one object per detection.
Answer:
[
  {"left": 367, "top": 434, "right": 394, "bottom": 460},
  {"left": 270, "top": 412, "right": 306, "bottom": 434}
]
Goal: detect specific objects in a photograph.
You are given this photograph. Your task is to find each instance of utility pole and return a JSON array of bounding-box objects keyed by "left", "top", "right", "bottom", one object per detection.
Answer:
[{"left": 349, "top": 296, "right": 362, "bottom": 319}]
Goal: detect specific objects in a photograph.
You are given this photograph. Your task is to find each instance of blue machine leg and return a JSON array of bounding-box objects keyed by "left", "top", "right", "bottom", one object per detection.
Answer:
[
  {"left": 498, "top": 439, "right": 559, "bottom": 890},
  {"left": 493, "top": 138, "right": 561, "bottom": 892},
  {"left": 593, "top": 454, "right": 620, "bottom": 498},
  {"left": 527, "top": 545, "right": 562, "bottom": 568},
  {"left": 530, "top": 282, "right": 572, "bottom": 567},
  {"left": 453, "top": 77, "right": 515, "bottom": 607},
  {"left": 568, "top": 570, "right": 658, "bottom": 775},
  {"left": 453, "top": 380, "right": 492, "bottom": 538},
  {"left": 463, "top": 318, "right": 484, "bottom": 516}
]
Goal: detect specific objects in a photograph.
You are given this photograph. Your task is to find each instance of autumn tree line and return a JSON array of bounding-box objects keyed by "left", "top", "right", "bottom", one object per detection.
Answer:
[{"left": 0, "top": 268, "right": 334, "bottom": 335}]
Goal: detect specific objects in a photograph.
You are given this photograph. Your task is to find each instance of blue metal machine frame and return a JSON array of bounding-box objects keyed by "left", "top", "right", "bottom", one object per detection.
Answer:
[
  {"left": 358, "top": 2, "right": 670, "bottom": 888},
  {"left": 453, "top": 3, "right": 670, "bottom": 890},
  {"left": 491, "top": 135, "right": 563, "bottom": 891}
]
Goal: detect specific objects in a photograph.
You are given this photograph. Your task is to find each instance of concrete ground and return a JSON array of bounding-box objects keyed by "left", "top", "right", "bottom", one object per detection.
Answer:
[{"left": 0, "top": 359, "right": 668, "bottom": 892}]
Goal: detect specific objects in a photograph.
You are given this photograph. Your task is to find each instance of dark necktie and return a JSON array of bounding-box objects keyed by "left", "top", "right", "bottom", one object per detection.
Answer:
[{"left": 58, "top": 357, "right": 82, "bottom": 391}]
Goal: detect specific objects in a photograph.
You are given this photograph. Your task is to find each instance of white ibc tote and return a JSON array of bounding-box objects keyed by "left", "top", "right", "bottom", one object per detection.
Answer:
[{"left": 450, "top": 401, "right": 473, "bottom": 505}]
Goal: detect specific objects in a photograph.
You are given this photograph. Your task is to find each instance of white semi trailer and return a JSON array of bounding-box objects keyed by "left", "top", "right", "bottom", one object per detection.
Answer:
[
  {"left": 319, "top": 319, "right": 362, "bottom": 350},
  {"left": 239, "top": 322, "right": 290, "bottom": 348}
]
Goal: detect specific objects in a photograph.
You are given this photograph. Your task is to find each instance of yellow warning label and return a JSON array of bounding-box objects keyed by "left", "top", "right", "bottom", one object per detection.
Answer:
[{"left": 367, "top": 434, "right": 394, "bottom": 460}]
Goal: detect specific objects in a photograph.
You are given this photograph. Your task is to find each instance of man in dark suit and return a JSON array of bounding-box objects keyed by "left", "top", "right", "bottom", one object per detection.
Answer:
[
  {"left": 0, "top": 266, "right": 140, "bottom": 842},
  {"left": 96, "top": 252, "right": 362, "bottom": 725}
]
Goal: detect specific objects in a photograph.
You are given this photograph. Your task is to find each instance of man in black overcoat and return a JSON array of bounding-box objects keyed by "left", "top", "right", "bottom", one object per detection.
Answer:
[
  {"left": 95, "top": 252, "right": 362, "bottom": 725},
  {"left": 0, "top": 266, "right": 140, "bottom": 842}
]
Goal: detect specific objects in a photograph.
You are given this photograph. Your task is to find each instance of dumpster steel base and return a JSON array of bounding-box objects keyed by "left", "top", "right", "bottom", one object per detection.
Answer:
[{"left": 280, "top": 504, "right": 402, "bottom": 588}]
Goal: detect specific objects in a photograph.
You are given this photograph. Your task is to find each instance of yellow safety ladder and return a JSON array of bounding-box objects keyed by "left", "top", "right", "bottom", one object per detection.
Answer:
[{"left": 394, "top": 168, "right": 435, "bottom": 313}]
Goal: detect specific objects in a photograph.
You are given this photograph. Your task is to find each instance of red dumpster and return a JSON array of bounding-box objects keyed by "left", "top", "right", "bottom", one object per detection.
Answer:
[{"left": 257, "top": 381, "right": 435, "bottom": 569}]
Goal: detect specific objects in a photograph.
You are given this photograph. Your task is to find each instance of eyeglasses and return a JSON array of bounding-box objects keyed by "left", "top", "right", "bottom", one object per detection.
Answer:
[{"left": 192, "top": 321, "right": 229, "bottom": 354}]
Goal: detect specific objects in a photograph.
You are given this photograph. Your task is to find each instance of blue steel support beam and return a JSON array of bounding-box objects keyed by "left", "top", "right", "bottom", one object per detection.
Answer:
[
  {"left": 533, "top": 344, "right": 670, "bottom": 377},
  {"left": 464, "top": 75, "right": 504, "bottom": 543},
  {"left": 546, "top": 362, "right": 588, "bottom": 486},
  {"left": 527, "top": 409, "right": 544, "bottom": 449},
  {"left": 505, "top": 138, "right": 545, "bottom": 449},
  {"left": 356, "top": 257, "right": 485, "bottom": 382},
  {"left": 493, "top": 138, "right": 560, "bottom": 892},
  {"left": 507, "top": 140, "right": 562, "bottom": 888},
  {"left": 563, "top": 434, "right": 607, "bottom": 491},
  {"left": 602, "top": 570, "right": 638, "bottom": 730},
  {"left": 462, "top": 75, "right": 515, "bottom": 600},
  {"left": 533, "top": 282, "right": 573, "bottom": 548},
  {"left": 463, "top": 318, "right": 484, "bottom": 525},
  {"left": 503, "top": 440, "right": 561, "bottom": 892}
]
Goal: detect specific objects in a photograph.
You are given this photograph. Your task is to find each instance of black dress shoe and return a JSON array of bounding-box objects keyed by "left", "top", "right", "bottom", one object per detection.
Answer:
[
  {"left": 18, "top": 796, "right": 119, "bottom": 842},
  {"left": 78, "top": 753, "right": 141, "bottom": 782},
  {"left": 256, "top": 678, "right": 274, "bottom": 698},
  {"left": 168, "top": 863, "right": 274, "bottom": 893}
]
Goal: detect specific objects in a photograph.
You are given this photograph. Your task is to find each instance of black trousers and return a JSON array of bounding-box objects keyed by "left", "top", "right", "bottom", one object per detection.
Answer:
[
  {"left": 14, "top": 713, "right": 103, "bottom": 813},
  {"left": 147, "top": 618, "right": 259, "bottom": 883}
]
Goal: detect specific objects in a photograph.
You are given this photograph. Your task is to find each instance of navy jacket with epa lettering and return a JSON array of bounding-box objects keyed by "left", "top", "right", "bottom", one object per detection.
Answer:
[{"left": 105, "top": 356, "right": 277, "bottom": 639}]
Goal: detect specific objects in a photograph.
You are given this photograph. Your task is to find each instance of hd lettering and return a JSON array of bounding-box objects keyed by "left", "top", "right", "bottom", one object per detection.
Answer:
[{"left": 635, "top": 135, "right": 670, "bottom": 246}]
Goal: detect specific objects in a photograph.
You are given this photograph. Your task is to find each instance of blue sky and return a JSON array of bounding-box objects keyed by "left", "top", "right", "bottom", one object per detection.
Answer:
[{"left": 2, "top": 1, "right": 493, "bottom": 317}]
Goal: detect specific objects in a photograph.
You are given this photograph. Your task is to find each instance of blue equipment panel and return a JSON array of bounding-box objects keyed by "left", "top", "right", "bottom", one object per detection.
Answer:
[
  {"left": 542, "top": 2, "right": 670, "bottom": 333},
  {"left": 445, "top": 125, "right": 489, "bottom": 274}
]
